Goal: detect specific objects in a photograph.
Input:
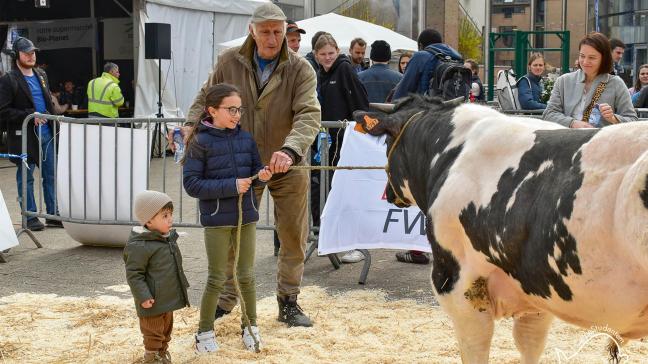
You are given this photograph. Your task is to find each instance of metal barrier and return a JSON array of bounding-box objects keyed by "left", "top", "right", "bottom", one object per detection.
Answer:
[
  {"left": 6, "top": 114, "right": 349, "bottom": 279},
  {"left": 7, "top": 110, "right": 647, "bottom": 282}
]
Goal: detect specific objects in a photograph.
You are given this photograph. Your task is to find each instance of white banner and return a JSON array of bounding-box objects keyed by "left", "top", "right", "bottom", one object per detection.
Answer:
[
  {"left": 57, "top": 123, "right": 150, "bottom": 247},
  {"left": 7, "top": 18, "right": 93, "bottom": 51},
  {"left": 103, "top": 18, "right": 133, "bottom": 60},
  {"left": 318, "top": 124, "right": 431, "bottom": 255},
  {"left": 0, "top": 189, "right": 19, "bottom": 251}
]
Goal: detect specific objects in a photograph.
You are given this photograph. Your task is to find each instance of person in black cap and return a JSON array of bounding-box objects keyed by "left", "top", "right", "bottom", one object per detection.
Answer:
[
  {"left": 286, "top": 19, "right": 306, "bottom": 53},
  {"left": 358, "top": 40, "right": 402, "bottom": 103},
  {"left": 0, "top": 37, "right": 61, "bottom": 231}
]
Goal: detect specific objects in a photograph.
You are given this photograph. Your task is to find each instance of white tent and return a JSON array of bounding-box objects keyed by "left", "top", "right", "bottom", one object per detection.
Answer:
[
  {"left": 218, "top": 13, "right": 418, "bottom": 58},
  {"left": 134, "top": 0, "right": 269, "bottom": 118}
]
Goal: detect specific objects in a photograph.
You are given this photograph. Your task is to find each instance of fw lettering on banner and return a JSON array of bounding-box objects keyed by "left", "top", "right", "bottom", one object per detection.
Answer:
[
  {"left": 319, "top": 125, "right": 430, "bottom": 255},
  {"left": 383, "top": 209, "right": 426, "bottom": 235}
]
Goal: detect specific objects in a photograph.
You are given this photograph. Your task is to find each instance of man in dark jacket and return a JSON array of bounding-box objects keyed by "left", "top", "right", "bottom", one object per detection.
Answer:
[
  {"left": 358, "top": 40, "right": 403, "bottom": 103},
  {"left": 0, "top": 37, "right": 60, "bottom": 230},
  {"left": 392, "top": 29, "right": 462, "bottom": 100}
]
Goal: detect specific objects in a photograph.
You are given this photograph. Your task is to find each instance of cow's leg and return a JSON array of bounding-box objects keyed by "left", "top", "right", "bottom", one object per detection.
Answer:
[
  {"left": 430, "top": 241, "right": 493, "bottom": 362},
  {"left": 513, "top": 312, "right": 553, "bottom": 364},
  {"left": 437, "top": 289, "right": 494, "bottom": 364}
]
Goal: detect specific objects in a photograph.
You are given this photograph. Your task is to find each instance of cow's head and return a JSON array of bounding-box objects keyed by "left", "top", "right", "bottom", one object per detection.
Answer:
[{"left": 353, "top": 95, "right": 463, "bottom": 207}]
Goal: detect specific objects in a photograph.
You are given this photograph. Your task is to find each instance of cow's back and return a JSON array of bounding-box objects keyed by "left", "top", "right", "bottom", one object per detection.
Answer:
[{"left": 429, "top": 110, "right": 648, "bottom": 337}]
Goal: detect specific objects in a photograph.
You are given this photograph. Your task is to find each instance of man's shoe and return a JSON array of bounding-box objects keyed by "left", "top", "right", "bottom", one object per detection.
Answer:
[
  {"left": 340, "top": 250, "right": 365, "bottom": 263},
  {"left": 215, "top": 305, "right": 231, "bottom": 320},
  {"left": 277, "top": 295, "right": 312, "bottom": 327},
  {"left": 395, "top": 251, "right": 430, "bottom": 265},
  {"left": 26, "top": 218, "right": 44, "bottom": 231},
  {"left": 45, "top": 219, "right": 64, "bottom": 228}
]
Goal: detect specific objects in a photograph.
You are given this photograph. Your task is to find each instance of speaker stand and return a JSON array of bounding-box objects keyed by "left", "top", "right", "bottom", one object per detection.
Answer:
[{"left": 152, "top": 57, "right": 167, "bottom": 158}]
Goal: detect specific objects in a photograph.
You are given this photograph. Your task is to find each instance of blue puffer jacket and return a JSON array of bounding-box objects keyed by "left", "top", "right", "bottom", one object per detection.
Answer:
[
  {"left": 183, "top": 120, "right": 265, "bottom": 227},
  {"left": 517, "top": 73, "right": 546, "bottom": 110}
]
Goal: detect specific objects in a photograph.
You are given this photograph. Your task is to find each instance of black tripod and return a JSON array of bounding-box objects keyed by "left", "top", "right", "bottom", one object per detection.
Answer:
[{"left": 151, "top": 57, "right": 166, "bottom": 158}]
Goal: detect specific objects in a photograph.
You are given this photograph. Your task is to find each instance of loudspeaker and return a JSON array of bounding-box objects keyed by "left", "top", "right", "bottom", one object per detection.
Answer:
[{"left": 145, "top": 23, "right": 171, "bottom": 60}]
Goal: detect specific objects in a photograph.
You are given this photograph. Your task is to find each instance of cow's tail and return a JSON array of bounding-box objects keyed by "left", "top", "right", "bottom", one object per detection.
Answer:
[
  {"left": 616, "top": 149, "right": 648, "bottom": 269},
  {"left": 606, "top": 339, "right": 621, "bottom": 364}
]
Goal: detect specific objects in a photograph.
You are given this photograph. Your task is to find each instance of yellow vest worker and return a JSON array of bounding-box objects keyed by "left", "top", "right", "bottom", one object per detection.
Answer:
[{"left": 87, "top": 62, "right": 124, "bottom": 118}]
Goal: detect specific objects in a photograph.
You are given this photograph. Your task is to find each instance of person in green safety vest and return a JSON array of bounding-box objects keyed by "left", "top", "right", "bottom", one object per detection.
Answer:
[{"left": 87, "top": 62, "right": 124, "bottom": 119}]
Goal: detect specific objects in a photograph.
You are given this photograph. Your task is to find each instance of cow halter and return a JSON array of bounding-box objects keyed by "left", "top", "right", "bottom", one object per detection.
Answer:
[{"left": 384, "top": 110, "right": 425, "bottom": 206}]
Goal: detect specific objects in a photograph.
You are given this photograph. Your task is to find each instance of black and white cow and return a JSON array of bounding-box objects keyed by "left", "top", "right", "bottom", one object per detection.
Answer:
[{"left": 354, "top": 95, "right": 648, "bottom": 363}]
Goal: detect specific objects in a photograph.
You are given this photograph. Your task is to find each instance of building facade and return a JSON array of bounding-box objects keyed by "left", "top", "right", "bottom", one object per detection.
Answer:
[
  {"left": 589, "top": 0, "right": 648, "bottom": 81},
  {"left": 489, "top": 0, "right": 587, "bottom": 73}
]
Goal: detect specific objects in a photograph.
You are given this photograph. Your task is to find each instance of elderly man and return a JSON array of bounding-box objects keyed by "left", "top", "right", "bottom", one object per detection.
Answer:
[{"left": 186, "top": 3, "right": 320, "bottom": 333}]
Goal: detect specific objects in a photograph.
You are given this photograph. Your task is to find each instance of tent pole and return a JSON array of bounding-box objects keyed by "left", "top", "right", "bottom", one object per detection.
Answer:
[{"left": 91, "top": 0, "right": 97, "bottom": 76}]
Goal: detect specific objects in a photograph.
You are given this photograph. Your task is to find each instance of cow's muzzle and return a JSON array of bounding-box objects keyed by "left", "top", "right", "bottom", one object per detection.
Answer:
[{"left": 386, "top": 185, "right": 411, "bottom": 208}]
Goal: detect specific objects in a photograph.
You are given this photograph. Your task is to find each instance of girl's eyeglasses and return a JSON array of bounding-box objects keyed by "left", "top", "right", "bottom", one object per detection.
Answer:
[{"left": 220, "top": 106, "right": 246, "bottom": 116}]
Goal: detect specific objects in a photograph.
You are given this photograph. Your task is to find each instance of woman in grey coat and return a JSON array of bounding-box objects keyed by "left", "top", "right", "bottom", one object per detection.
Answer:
[{"left": 543, "top": 32, "right": 637, "bottom": 128}]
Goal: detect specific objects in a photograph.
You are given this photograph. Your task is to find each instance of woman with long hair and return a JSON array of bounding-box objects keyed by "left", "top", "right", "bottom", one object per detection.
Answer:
[
  {"left": 630, "top": 64, "right": 648, "bottom": 105},
  {"left": 183, "top": 83, "right": 271, "bottom": 353},
  {"left": 517, "top": 53, "right": 546, "bottom": 110},
  {"left": 313, "top": 34, "right": 369, "bottom": 263},
  {"left": 398, "top": 52, "right": 412, "bottom": 74},
  {"left": 543, "top": 32, "right": 637, "bottom": 128}
]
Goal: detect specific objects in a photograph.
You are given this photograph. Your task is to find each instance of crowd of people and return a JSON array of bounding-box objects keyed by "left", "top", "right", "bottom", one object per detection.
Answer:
[{"left": 1, "top": 2, "right": 647, "bottom": 363}]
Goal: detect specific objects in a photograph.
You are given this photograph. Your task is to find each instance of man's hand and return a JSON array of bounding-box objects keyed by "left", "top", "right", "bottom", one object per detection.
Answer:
[
  {"left": 258, "top": 166, "right": 273, "bottom": 182},
  {"left": 34, "top": 118, "right": 47, "bottom": 125},
  {"left": 141, "top": 298, "right": 155, "bottom": 308},
  {"left": 598, "top": 103, "right": 618, "bottom": 124},
  {"left": 571, "top": 120, "right": 594, "bottom": 129},
  {"left": 166, "top": 125, "right": 193, "bottom": 152},
  {"left": 269, "top": 151, "right": 293, "bottom": 174},
  {"left": 237, "top": 178, "right": 252, "bottom": 194}
]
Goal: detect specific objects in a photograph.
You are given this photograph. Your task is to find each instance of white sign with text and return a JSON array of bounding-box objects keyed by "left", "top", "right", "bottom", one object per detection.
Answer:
[
  {"left": 318, "top": 124, "right": 431, "bottom": 255},
  {"left": 7, "top": 18, "right": 93, "bottom": 51},
  {"left": 0, "top": 189, "right": 19, "bottom": 251}
]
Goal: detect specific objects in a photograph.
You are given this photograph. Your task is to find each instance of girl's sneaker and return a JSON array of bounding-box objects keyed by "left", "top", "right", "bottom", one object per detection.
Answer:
[
  {"left": 242, "top": 326, "right": 263, "bottom": 352},
  {"left": 195, "top": 330, "right": 218, "bottom": 353}
]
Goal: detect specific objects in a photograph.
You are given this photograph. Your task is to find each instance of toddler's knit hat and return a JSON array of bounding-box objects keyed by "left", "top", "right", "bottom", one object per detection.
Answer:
[{"left": 133, "top": 190, "right": 172, "bottom": 225}]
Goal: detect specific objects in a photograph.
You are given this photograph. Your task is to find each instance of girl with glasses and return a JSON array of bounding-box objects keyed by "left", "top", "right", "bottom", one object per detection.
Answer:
[{"left": 182, "top": 83, "right": 272, "bottom": 353}]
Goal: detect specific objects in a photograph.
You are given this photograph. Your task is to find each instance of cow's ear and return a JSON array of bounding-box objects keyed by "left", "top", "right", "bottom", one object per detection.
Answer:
[{"left": 353, "top": 111, "right": 399, "bottom": 137}]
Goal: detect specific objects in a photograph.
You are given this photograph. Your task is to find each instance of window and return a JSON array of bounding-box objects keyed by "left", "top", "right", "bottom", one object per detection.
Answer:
[
  {"left": 499, "top": 26, "right": 518, "bottom": 47},
  {"left": 504, "top": 7, "right": 513, "bottom": 18}
]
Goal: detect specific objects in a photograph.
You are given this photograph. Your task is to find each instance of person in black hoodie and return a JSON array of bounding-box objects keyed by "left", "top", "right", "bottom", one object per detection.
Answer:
[
  {"left": 313, "top": 34, "right": 369, "bottom": 263},
  {"left": 314, "top": 34, "right": 369, "bottom": 166}
]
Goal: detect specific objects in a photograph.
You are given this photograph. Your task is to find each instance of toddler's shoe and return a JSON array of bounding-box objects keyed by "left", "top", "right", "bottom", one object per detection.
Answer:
[
  {"left": 143, "top": 350, "right": 163, "bottom": 363},
  {"left": 158, "top": 350, "right": 172, "bottom": 364}
]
